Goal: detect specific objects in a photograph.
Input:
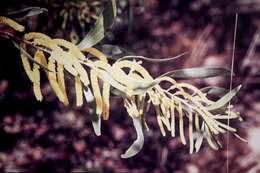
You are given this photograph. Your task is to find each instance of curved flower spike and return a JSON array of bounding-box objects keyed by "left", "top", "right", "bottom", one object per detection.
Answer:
[
  {"left": 3, "top": 14, "right": 243, "bottom": 157},
  {"left": 0, "top": 16, "right": 25, "bottom": 32}
]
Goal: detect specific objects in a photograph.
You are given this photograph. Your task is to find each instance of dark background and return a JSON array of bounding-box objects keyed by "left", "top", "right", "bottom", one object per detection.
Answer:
[{"left": 0, "top": 0, "right": 260, "bottom": 172}]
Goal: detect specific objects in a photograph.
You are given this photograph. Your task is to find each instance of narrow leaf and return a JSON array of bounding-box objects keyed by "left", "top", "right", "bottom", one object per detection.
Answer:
[
  {"left": 195, "top": 122, "right": 205, "bottom": 152},
  {"left": 142, "top": 112, "right": 150, "bottom": 132},
  {"left": 118, "top": 51, "right": 188, "bottom": 63},
  {"left": 110, "top": 88, "right": 125, "bottom": 96},
  {"left": 207, "top": 85, "right": 242, "bottom": 110},
  {"left": 159, "top": 67, "right": 230, "bottom": 79},
  {"left": 5, "top": 7, "right": 48, "bottom": 18},
  {"left": 201, "top": 86, "right": 228, "bottom": 98},
  {"left": 94, "top": 44, "right": 132, "bottom": 59},
  {"left": 131, "top": 79, "right": 159, "bottom": 95},
  {"left": 121, "top": 114, "right": 144, "bottom": 158},
  {"left": 77, "top": 0, "right": 117, "bottom": 50},
  {"left": 83, "top": 87, "right": 101, "bottom": 136}
]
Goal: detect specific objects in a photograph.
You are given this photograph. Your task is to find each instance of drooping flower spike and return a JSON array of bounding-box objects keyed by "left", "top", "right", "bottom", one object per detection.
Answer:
[{"left": 0, "top": 0, "right": 245, "bottom": 159}]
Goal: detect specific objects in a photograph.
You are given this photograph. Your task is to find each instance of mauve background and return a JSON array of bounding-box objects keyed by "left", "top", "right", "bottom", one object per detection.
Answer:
[{"left": 0, "top": 0, "right": 260, "bottom": 172}]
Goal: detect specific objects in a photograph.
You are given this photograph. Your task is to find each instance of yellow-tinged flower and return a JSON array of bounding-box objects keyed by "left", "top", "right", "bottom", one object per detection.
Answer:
[
  {"left": 1, "top": 1, "right": 243, "bottom": 158},
  {"left": 90, "top": 69, "right": 103, "bottom": 115},
  {"left": 75, "top": 75, "right": 83, "bottom": 107},
  {"left": 102, "top": 82, "right": 111, "bottom": 120},
  {"left": 2, "top": 15, "right": 242, "bottom": 157},
  {"left": 17, "top": 34, "right": 243, "bottom": 156},
  {"left": 0, "top": 16, "right": 25, "bottom": 32},
  {"left": 57, "top": 63, "right": 69, "bottom": 105},
  {"left": 32, "top": 51, "right": 43, "bottom": 101}
]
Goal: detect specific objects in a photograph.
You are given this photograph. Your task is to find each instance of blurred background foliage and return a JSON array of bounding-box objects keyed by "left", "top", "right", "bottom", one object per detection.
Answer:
[{"left": 0, "top": 0, "right": 260, "bottom": 172}]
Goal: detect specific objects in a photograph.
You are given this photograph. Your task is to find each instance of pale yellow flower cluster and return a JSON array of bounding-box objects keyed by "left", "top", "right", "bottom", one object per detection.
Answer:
[{"left": 1, "top": 16, "right": 243, "bottom": 156}]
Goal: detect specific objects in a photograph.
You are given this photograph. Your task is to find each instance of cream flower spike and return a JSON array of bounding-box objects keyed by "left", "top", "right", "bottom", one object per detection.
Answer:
[
  {"left": 0, "top": 16, "right": 25, "bottom": 32},
  {"left": 1, "top": 9, "right": 244, "bottom": 158}
]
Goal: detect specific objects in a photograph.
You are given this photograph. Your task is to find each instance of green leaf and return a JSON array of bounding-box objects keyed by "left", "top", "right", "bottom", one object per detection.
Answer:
[
  {"left": 121, "top": 115, "right": 144, "bottom": 158},
  {"left": 159, "top": 67, "right": 230, "bottom": 79},
  {"left": 5, "top": 7, "right": 48, "bottom": 18},
  {"left": 94, "top": 44, "right": 132, "bottom": 59},
  {"left": 132, "top": 81, "right": 159, "bottom": 95},
  {"left": 141, "top": 112, "right": 150, "bottom": 132},
  {"left": 201, "top": 86, "right": 228, "bottom": 98},
  {"left": 117, "top": 52, "right": 188, "bottom": 63},
  {"left": 77, "top": 0, "right": 117, "bottom": 50},
  {"left": 83, "top": 87, "right": 101, "bottom": 136},
  {"left": 195, "top": 122, "right": 205, "bottom": 153},
  {"left": 110, "top": 88, "right": 125, "bottom": 96},
  {"left": 207, "top": 85, "right": 242, "bottom": 111}
]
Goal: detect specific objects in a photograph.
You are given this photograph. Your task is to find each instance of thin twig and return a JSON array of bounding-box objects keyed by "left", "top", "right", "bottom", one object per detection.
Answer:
[
  {"left": 227, "top": 13, "right": 238, "bottom": 173},
  {"left": 0, "top": 31, "right": 52, "bottom": 54}
]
